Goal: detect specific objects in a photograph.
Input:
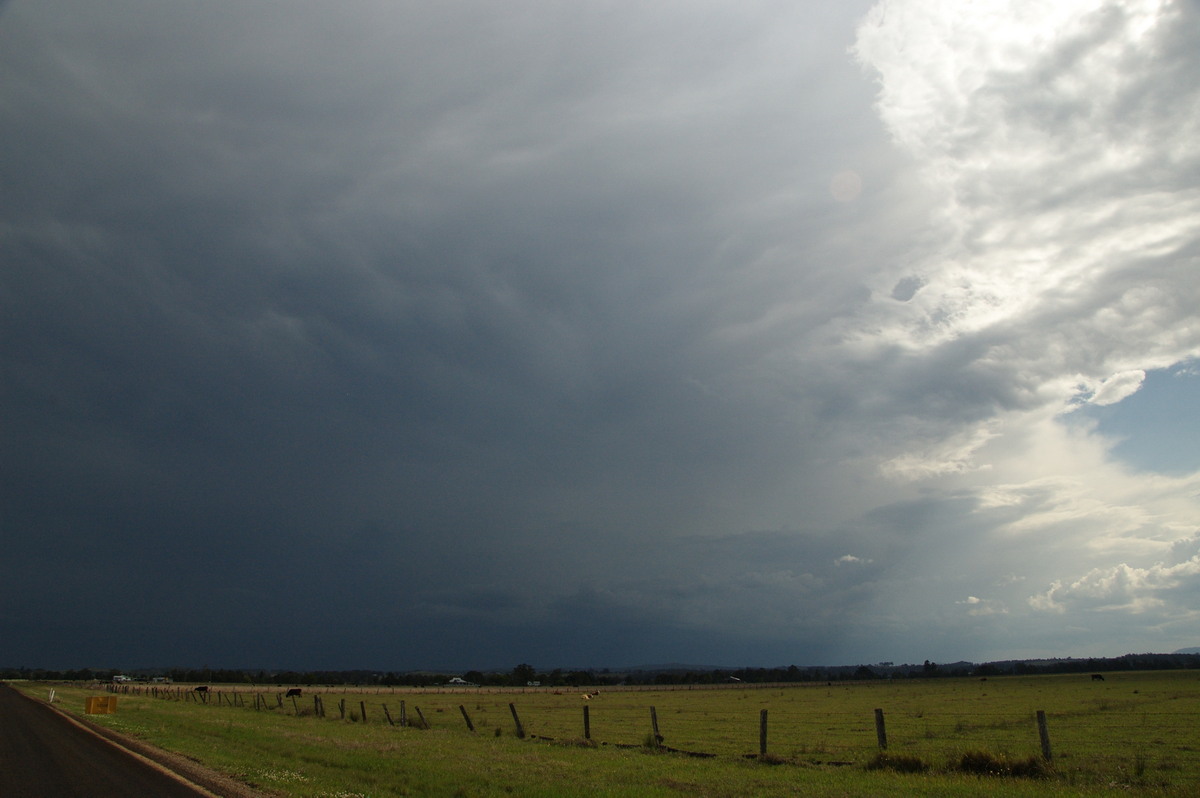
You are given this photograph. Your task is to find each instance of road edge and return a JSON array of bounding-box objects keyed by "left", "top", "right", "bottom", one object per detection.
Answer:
[{"left": 22, "top": 689, "right": 269, "bottom": 798}]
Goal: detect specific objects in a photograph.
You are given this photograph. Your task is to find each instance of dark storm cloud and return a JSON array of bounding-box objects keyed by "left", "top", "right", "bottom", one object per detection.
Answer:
[
  {"left": 2, "top": 0, "right": 896, "bottom": 668},
  {"left": 4, "top": 0, "right": 1200, "bottom": 670}
]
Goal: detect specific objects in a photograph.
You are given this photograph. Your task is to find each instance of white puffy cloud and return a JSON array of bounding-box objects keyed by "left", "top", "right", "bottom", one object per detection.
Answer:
[
  {"left": 957, "top": 596, "right": 1007, "bottom": 616},
  {"left": 1086, "top": 370, "right": 1146, "bottom": 406},
  {"left": 1030, "top": 549, "right": 1200, "bottom": 614}
]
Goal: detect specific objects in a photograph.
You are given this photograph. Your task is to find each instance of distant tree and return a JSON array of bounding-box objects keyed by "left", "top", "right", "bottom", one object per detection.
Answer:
[
  {"left": 565, "top": 670, "right": 593, "bottom": 687},
  {"left": 511, "top": 663, "right": 536, "bottom": 686}
]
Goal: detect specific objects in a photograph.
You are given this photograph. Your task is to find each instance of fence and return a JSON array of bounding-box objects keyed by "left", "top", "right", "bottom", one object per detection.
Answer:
[{"left": 103, "top": 680, "right": 1200, "bottom": 776}]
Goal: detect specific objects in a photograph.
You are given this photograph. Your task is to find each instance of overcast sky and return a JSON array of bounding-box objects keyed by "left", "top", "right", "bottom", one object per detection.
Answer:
[{"left": 3, "top": 0, "right": 1199, "bottom": 672}]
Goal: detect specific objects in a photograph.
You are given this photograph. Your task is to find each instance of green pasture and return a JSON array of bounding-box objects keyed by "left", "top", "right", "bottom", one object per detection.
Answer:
[{"left": 15, "top": 671, "right": 1200, "bottom": 797}]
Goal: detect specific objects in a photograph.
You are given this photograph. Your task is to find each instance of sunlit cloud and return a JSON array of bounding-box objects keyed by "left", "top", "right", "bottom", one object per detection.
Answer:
[
  {"left": 1030, "top": 550, "right": 1200, "bottom": 615},
  {"left": 957, "top": 596, "right": 1007, "bottom": 616},
  {"left": 1085, "top": 370, "right": 1146, "bottom": 406},
  {"left": 851, "top": 0, "right": 1200, "bottom": 362}
]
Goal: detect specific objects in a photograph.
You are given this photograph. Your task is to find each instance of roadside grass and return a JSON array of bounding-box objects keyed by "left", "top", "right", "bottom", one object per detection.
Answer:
[{"left": 14, "top": 671, "right": 1200, "bottom": 797}]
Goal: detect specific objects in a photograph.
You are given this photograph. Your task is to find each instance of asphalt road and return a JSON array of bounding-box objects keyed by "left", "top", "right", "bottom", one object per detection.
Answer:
[{"left": 0, "top": 683, "right": 218, "bottom": 797}]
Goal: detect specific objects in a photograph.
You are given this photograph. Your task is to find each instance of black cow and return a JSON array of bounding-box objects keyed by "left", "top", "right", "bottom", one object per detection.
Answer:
[
  {"left": 285, "top": 688, "right": 303, "bottom": 697},
  {"left": 194, "top": 685, "right": 209, "bottom": 693},
  {"left": 1090, "top": 673, "right": 1105, "bottom": 681}
]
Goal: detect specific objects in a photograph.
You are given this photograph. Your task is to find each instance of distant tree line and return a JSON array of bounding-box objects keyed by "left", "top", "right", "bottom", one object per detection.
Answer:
[{"left": 4, "top": 652, "right": 1198, "bottom": 685}]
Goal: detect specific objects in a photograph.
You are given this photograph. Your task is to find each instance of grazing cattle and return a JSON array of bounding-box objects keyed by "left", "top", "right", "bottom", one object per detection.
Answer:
[
  {"left": 1091, "top": 673, "right": 1105, "bottom": 681},
  {"left": 193, "top": 685, "right": 209, "bottom": 692},
  {"left": 285, "top": 688, "right": 303, "bottom": 697}
]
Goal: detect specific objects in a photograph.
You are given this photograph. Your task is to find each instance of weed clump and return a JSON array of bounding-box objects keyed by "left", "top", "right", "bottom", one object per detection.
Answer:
[
  {"left": 554, "top": 737, "right": 598, "bottom": 748},
  {"left": 954, "top": 750, "right": 1050, "bottom": 778},
  {"left": 865, "top": 753, "right": 929, "bottom": 773},
  {"left": 755, "top": 753, "right": 789, "bottom": 766}
]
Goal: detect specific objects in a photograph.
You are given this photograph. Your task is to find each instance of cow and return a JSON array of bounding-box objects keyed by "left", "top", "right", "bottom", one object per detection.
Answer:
[
  {"left": 193, "top": 685, "right": 209, "bottom": 693},
  {"left": 285, "top": 688, "right": 303, "bottom": 698},
  {"left": 1091, "top": 673, "right": 1105, "bottom": 681}
]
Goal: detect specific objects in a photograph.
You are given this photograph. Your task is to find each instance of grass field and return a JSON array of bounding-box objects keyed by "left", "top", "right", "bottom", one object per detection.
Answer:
[{"left": 14, "top": 671, "right": 1200, "bottom": 797}]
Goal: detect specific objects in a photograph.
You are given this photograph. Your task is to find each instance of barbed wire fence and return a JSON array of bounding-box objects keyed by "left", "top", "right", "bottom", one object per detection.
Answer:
[{"left": 98, "top": 680, "right": 1200, "bottom": 778}]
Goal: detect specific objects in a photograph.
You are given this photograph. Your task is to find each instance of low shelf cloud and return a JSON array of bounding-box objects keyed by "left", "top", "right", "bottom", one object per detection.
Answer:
[{"left": 2, "top": 0, "right": 1198, "bottom": 670}]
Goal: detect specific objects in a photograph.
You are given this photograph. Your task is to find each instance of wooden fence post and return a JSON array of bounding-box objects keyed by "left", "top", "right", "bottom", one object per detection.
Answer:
[
  {"left": 414, "top": 705, "right": 428, "bottom": 729},
  {"left": 400, "top": 700, "right": 407, "bottom": 727},
  {"left": 874, "top": 709, "right": 888, "bottom": 750},
  {"left": 1036, "top": 710, "right": 1053, "bottom": 761},
  {"left": 583, "top": 705, "right": 590, "bottom": 740},
  {"left": 360, "top": 701, "right": 368, "bottom": 724},
  {"left": 459, "top": 705, "right": 475, "bottom": 732},
  {"left": 339, "top": 699, "right": 346, "bottom": 720},
  {"left": 509, "top": 703, "right": 525, "bottom": 739},
  {"left": 383, "top": 704, "right": 394, "bottom": 726},
  {"left": 760, "top": 709, "right": 768, "bottom": 756},
  {"left": 650, "top": 707, "right": 662, "bottom": 747}
]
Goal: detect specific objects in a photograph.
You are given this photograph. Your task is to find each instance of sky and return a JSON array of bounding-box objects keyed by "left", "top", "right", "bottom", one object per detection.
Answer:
[{"left": 2, "top": 0, "right": 1199, "bottom": 672}]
